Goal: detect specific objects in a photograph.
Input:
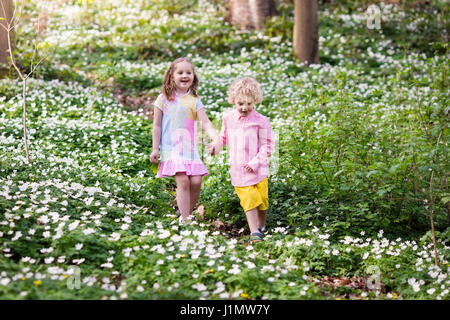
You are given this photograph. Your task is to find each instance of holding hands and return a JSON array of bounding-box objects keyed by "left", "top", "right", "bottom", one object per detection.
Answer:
[
  {"left": 206, "top": 141, "right": 221, "bottom": 156},
  {"left": 206, "top": 141, "right": 254, "bottom": 173}
]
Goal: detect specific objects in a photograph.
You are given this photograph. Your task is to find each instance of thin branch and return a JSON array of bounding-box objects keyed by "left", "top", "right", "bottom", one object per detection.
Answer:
[
  {"left": 427, "top": 126, "right": 444, "bottom": 267},
  {"left": 28, "top": 53, "right": 47, "bottom": 76},
  {"left": 1, "top": 0, "right": 20, "bottom": 30},
  {"left": 10, "top": 0, "right": 17, "bottom": 24},
  {"left": 30, "top": 15, "right": 42, "bottom": 72},
  {"left": 0, "top": 1, "right": 12, "bottom": 36},
  {"left": 6, "top": 18, "right": 23, "bottom": 80},
  {"left": 431, "top": 130, "right": 444, "bottom": 202},
  {"left": 0, "top": 0, "right": 8, "bottom": 23},
  {"left": 12, "top": 0, "right": 23, "bottom": 29},
  {"left": 429, "top": 169, "right": 438, "bottom": 266},
  {"left": 0, "top": 23, "right": 9, "bottom": 31}
]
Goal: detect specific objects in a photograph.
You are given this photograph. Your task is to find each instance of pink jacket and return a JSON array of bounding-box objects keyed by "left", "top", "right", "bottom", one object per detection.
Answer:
[{"left": 220, "top": 109, "right": 274, "bottom": 187}]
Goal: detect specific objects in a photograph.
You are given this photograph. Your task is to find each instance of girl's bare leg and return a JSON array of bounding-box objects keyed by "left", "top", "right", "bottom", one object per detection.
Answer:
[
  {"left": 189, "top": 175, "right": 202, "bottom": 214},
  {"left": 174, "top": 173, "right": 191, "bottom": 219}
]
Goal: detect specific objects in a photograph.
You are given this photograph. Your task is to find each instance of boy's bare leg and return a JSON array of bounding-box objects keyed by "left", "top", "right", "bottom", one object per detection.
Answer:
[
  {"left": 257, "top": 209, "right": 267, "bottom": 231},
  {"left": 245, "top": 208, "right": 260, "bottom": 234}
]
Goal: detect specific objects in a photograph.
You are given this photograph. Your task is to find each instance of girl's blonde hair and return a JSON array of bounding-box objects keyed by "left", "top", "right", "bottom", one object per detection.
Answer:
[
  {"left": 227, "top": 77, "right": 263, "bottom": 104},
  {"left": 162, "top": 57, "right": 199, "bottom": 101}
]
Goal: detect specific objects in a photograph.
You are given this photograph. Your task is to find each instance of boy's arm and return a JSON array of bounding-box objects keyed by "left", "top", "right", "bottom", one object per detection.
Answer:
[{"left": 246, "top": 119, "right": 274, "bottom": 171}]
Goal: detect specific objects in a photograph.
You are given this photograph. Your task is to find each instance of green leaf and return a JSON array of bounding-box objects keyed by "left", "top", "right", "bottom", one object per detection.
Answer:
[
  {"left": 150, "top": 162, "right": 159, "bottom": 175},
  {"left": 389, "top": 164, "right": 401, "bottom": 174},
  {"left": 36, "top": 42, "right": 52, "bottom": 50},
  {"left": 441, "top": 196, "right": 450, "bottom": 205},
  {"left": 366, "top": 170, "right": 378, "bottom": 178}
]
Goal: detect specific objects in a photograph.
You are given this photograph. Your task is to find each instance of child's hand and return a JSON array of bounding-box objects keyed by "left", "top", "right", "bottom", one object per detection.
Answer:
[
  {"left": 206, "top": 143, "right": 220, "bottom": 155},
  {"left": 150, "top": 150, "right": 159, "bottom": 163},
  {"left": 206, "top": 143, "right": 214, "bottom": 155},
  {"left": 244, "top": 164, "right": 254, "bottom": 173}
]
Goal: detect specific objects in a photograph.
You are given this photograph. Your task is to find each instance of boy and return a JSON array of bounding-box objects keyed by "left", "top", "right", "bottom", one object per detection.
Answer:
[{"left": 208, "top": 77, "right": 274, "bottom": 242}]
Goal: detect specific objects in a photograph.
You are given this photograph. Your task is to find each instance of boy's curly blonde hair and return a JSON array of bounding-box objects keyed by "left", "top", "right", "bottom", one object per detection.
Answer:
[{"left": 227, "top": 77, "right": 263, "bottom": 104}]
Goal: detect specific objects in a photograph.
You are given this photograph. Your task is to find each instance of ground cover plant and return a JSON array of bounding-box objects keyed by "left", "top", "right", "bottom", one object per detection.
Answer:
[{"left": 0, "top": 0, "right": 448, "bottom": 300}]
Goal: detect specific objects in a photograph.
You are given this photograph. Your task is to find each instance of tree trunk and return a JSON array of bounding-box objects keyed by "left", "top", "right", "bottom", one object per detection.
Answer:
[
  {"left": 228, "top": 0, "right": 278, "bottom": 30},
  {"left": 0, "top": 0, "right": 13, "bottom": 75},
  {"left": 293, "top": 0, "right": 319, "bottom": 64}
]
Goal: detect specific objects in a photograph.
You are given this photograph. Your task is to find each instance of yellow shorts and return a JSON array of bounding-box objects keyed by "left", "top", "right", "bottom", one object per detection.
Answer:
[{"left": 234, "top": 178, "right": 269, "bottom": 212}]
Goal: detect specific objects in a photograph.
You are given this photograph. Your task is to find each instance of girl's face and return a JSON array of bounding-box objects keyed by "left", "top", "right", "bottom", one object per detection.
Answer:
[
  {"left": 234, "top": 96, "right": 255, "bottom": 117},
  {"left": 172, "top": 61, "right": 194, "bottom": 94}
]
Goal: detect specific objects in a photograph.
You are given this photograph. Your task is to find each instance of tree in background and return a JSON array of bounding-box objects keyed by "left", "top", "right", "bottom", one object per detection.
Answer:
[
  {"left": 227, "top": 0, "right": 278, "bottom": 30},
  {"left": 0, "top": 0, "right": 13, "bottom": 75},
  {"left": 293, "top": 0, "right": 319, "bottom": 64},
  {"left": 0, "top": 0, "right": 52, "bottom": 164}
]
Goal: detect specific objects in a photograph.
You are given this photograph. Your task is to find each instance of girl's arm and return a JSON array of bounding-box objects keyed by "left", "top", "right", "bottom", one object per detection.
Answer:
[
  {"left": 197, "top": 108, "right": 220, "bottom": 147},
  {"left": 150, "top": 107, "right": 163, "bottom": 163}
]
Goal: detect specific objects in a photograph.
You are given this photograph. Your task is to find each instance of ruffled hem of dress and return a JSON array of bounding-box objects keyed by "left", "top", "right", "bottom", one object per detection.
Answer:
[{"left": 156, "top": 160, "right": 209, "bottom": 178}]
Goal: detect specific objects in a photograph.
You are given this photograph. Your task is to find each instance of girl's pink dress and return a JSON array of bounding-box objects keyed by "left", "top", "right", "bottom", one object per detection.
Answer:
[{"left": 153, "top": 92, "right": 208, "bottom": 177}]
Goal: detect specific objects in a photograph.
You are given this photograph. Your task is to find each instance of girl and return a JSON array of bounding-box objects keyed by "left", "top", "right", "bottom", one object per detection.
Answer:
[{"left": 150, "top": 57, "right": 219, "bottom": 223}]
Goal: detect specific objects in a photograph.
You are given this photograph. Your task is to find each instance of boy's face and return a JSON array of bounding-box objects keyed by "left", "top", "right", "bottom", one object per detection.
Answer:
[
  {"left": 173, "top": 61, "right": 194, "bottom": 93},
  {"left": 234, "top": 96, "right": 255, "bottom": 117}
]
